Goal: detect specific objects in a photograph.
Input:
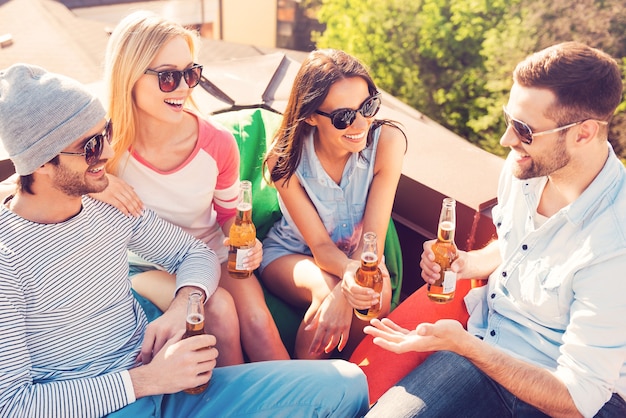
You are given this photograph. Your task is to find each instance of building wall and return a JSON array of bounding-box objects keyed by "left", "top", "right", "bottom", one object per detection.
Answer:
[{"left": 222, "top": 0, "right": 277, "bottom": 47}]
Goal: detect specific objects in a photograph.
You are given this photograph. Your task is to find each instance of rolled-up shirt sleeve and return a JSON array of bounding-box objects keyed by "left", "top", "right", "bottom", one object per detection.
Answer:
[{"left": 553, "top": 254, "right": 626, "bottom": 417}]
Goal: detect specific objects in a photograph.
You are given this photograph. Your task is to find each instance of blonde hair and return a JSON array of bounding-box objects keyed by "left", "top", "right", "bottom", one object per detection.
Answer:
[{"left": 104, "top": 11, "right": 200, "bottom": 173}]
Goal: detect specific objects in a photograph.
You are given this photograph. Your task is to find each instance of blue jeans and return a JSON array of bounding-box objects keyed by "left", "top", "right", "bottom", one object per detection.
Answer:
[
  {"left": 366, "top": 351, "right": 626, "bottom": 418},
  {"left": 110, "top": 286, "right": 369, "bottom": 417},
  {"left": 106, "top": 359, "right": 368, "bottom": 417}
]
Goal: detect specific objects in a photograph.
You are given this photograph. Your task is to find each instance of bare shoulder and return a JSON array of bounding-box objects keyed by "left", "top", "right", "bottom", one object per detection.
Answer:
[
  {"left": 265, "top": 152, "right": 278, "bottom": 171},
  {"left": 377, "top": 122, "right": 407, "bottom": 156}
]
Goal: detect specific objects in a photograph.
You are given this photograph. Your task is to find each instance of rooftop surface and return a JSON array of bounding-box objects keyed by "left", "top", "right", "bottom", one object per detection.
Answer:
[{"left": 0, "top": 0, "right": 503, "bottom": 211}]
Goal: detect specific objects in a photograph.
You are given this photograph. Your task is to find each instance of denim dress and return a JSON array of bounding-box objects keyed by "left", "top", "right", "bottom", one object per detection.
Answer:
[{"left": 260, "top": 126, "right": 381, "bottom": 272}]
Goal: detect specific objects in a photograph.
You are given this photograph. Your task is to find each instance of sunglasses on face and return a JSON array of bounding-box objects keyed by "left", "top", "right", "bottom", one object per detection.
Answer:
[
  {"left": 144, "top": 63, "right": 203, "bottom": 93},
  {"left": 502, "top": 106, "right": 586, "bottom": 145},
  {"left": 315, "top": 93, "right": 382, "bottom": 130},
  {"left": 59, "top": 120, "right": 112, "bottom": 165}
]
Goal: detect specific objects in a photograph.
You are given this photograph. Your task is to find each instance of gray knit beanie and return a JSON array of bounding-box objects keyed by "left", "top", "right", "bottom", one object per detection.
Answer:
[{"left": 0, "top": 64, "right": 105, "bottom": 175}]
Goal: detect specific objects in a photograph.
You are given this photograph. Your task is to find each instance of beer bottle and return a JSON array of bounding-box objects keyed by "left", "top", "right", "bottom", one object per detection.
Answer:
[
  {"left": 427, "top": 197, "right": 458, "bottom": 303},
  {"left": 227, "top": 180, "right": 256, "bottom": 279},
  {"left": 354, "top": 232, "right": 383, "bottom": 320},
  {"left": 182, "top": 291, "right": 209, "bottom": 394}
]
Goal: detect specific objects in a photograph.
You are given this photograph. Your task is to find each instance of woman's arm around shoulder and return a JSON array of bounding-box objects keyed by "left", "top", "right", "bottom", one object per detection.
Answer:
[{"left": 90, "top": 173, "right": 144, "bottom": 217}]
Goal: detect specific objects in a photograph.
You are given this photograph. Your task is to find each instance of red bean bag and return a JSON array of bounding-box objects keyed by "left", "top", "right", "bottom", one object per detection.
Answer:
[{"left": 349, "top": 279, "right": 474, "bottom": 404}]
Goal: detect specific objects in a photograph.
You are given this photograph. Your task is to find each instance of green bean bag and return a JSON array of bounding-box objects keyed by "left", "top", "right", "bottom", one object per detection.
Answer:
[{"left": 212, "top": 107, "right": 403, "bottom": 356}]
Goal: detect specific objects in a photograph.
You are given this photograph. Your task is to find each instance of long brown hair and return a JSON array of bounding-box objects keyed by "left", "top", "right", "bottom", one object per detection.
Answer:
[{"left": 264, "top": 49, "right": 404, "bottom": 185}]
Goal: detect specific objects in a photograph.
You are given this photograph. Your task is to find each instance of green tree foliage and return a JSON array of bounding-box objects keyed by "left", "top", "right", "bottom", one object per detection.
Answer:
[
  {"left": 314, "top": 0, "right": 424, "bottom": 110},
  {"left": 312, "top": 0, "right": 626, "bottom": 162}
]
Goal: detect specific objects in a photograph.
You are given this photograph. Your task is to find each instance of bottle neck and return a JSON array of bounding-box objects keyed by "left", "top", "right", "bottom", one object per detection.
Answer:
[
  {"left": 362, "top": 232, "right": 378, "bottom": 256},
  {"left": 236, "top": 202, "right": 253, "bottom": 223},
  {"left": 237, "top": 208, "right": 252, "bottom": 222},
  {"left": 437, "top": 221, "right": 455, "bottom": 242},
  {"left": 360, "top": 250, "right": 378, "bottom": 266}
]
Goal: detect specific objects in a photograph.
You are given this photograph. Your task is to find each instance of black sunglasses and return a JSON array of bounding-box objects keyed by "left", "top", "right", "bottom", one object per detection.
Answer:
[
  {"left": 59, "top": 120, "right": 112, "bottom": 165},
  {"left": 144, "top": 64, "right": 203, "bottom": 93},
  {"left": 315, "top": 93, "right": 382, "bottom": 130},
  {"left": 502, "top": 106, "right": 587, "bottom": 145}
]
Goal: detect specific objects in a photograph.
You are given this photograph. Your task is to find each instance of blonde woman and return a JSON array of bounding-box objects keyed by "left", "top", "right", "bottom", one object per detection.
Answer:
[{"left": 95, "top": 11, "right": 289, "bottom": 364}]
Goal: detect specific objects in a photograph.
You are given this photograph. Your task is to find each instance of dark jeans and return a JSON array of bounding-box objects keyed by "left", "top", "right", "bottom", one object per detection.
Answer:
[{"left": 366, "top": 350, "right": 626, "bottom": 418}]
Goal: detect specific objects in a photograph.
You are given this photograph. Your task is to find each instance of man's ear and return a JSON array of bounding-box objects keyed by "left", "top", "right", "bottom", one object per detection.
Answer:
[{"left": 575, "top": 120, "right": 601, "bottom": 145}]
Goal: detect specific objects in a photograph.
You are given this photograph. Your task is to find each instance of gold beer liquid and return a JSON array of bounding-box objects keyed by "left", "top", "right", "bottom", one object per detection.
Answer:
[
  {"left": 354, "top": 251, "right": 384, "bottom": 320},
  {"left": 182, "top": 312, "right": 208, "bottom": 394},
  {"left": 427, "top": 220, "right": 458, "bottom": 303},
  {"left": 227, "top": 202, "right": 256, "bottom": 279},
  {"left": 354, "top": 231, "right": 384, "bottom": 320}
]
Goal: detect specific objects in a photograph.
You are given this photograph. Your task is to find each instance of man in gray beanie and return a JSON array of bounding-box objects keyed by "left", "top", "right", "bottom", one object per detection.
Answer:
[
  {"left": 0, "top": 63, "right": 111, "bottom": 202},
  {"left": 0, "top": 64, "right": 105, "bottom": 176},
  {"left": 0, "top": 64, "right": 369, "bottom": 418}
]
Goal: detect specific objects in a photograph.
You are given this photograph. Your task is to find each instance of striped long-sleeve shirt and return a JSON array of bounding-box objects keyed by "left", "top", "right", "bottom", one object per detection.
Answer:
[{"left": 0, "top": 196, "right": 220, "bottom": 418}]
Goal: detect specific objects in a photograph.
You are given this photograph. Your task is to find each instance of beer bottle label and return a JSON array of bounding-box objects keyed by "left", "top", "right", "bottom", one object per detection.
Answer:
[
  {"left": 442, "top": 270, "right": 457, "bottom": 294},
  {"left": 235, "top": 248, "right": 250, "bottom": 270}
]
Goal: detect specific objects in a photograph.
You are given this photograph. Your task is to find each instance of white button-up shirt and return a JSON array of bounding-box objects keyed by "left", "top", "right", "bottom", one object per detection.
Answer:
[{"left": 466, "top": 145, "right": 626, "bottom": 417}]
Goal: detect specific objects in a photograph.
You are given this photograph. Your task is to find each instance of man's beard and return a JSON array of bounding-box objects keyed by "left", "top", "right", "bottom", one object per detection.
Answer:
[
  {"left": 51, "top": 162, "right": 109, "bottom": 197},
  {"left": 513, "top": 136, "right": 570, "bottom": 180}
]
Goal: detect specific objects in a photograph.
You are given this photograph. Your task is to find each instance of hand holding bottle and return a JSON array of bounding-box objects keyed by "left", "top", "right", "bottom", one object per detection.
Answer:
[
  {"left": 129, "top": 330, "right": 217, "bottom": 398},
  {"left": 224, "top": 236, "right": 263, "bottom": 271},
  {"left": 228, "top": 180, "right": 257, "bottom": 279},
  {"left": 420, "top": 242, "right": 472, "bottom": 284},
  {"left": 426, "top": 198, "right": 459, "bottom": 303},
  {"left": 139, "top": 287, "right": 203, "bottom": 365},
  {"left": 181, "top": 292, "right": 214, "bottom": 394},
  {"left": 341, "top": 259, "right": 386, "bottom": 314}
]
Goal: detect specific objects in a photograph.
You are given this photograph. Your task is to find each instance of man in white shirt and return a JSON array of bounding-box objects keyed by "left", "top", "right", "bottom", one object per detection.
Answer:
[{"left": 365, "top": 42, "right": 626, "bottom": 417}]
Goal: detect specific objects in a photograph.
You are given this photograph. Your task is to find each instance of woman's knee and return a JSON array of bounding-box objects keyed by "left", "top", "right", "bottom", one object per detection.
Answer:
[
  {"left": 239, "top": 304, "right": 277, "bottom": 336},
  {"left": 205, "top": 288, "right": 238, "bottom": 326},
  {"left": 206, "top": 288, "right": 236, "bottom": 313}
]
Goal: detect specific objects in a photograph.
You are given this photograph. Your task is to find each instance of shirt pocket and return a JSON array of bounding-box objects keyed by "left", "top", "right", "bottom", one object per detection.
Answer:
[
  {"left": 350, "top": 203, "right": 366, "bottom": 224},
  {"left": 517, "top": 259, "right": 564, "bottom": 321},
  {"left": 492, "top": 207, "right": 512, "bottom": 241}
]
